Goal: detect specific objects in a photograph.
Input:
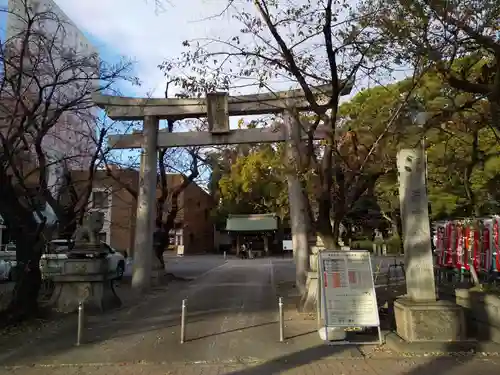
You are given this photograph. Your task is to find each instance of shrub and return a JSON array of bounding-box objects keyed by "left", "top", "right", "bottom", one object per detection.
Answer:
[
  {"left": 350, "top": 239, "right": 374, "bottom": 251},
  {"left": 385, "top": 235, "right": 403, "bottom": 254},
  {"left": 350, "top": 236, "right": 402, "bottom": 254}
]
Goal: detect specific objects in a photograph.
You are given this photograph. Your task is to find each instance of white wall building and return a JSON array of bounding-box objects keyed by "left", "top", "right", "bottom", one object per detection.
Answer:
[{"left": 5, "top": 0, "right": 99, "bottom": 189}]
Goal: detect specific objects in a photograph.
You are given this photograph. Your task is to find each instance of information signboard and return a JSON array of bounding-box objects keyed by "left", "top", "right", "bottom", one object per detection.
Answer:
[{"left": 317, "top": 250, "right": 381, "bottom": 344}]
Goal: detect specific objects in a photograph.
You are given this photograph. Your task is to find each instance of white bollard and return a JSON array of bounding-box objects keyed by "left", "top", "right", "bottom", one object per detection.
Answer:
[
  {"left": 224, "top": 251, "right": 227, "bottom": 260},
  {"left": 77, "top": 301, "right": 84, "bottom": 346},
  {"left": 180, "top": 299, "right": 187, "bottom": 344},
  {"left": 279, "top": 297, "right": 284, "bottom": 342}
]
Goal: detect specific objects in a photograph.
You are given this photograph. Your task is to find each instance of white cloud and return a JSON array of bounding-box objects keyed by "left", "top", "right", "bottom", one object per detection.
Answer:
[{"left": 55, "top": 0, "right": 236, "bottom": 97}]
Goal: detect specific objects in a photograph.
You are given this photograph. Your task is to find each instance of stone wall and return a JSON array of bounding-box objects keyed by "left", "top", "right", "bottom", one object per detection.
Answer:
[{"left": 453, "top": 288, "right": 500, "bottom": 343}]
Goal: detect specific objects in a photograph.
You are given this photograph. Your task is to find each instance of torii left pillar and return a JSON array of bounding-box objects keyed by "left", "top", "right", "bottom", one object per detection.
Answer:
[{"left": 132, "top": 115, "right": 158, "bottom": 293}]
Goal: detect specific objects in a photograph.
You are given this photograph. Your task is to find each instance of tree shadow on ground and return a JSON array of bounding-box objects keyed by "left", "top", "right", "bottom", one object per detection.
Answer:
[
  {"left": 0, "top": 294, "right": 280, "bottom": 365},
  {"left": 225, "top": 344, "right": 356, "bottom": 375},
  {"left": 0, "top": 255, "right": 231, "bottom": 357},
  {"left": 0, "top": 258, "right": 288, "bottom": 365},
  {"left": 223, "top": 292, "right": 498, "bottom": 375},
  {"left": 387, "top": 340, "right": 498, "bottom": 375}
]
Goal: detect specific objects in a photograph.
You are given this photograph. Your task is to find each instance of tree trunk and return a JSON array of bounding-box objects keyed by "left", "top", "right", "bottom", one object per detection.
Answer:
[
  {"left": 317, "top": 228, "right": 336, "bottom": 249},
  {"left": 316, "top": 194, "right": 335, "bottom": 249},
  {"left": 0, "top": 171, "right": 44, "bottom": 323},
  {"left": 343, "top": 222, "right": 353, "bottom": 246},
  {"left": 331, "top": 214, "right": 343, "bottom": 249},
  {"left": 317, "top": 206, "right": 344, "bottom": 250},
  {"left": 8, "top": 237, "right": 43, "bottom": 321},
  {"left": 382, "top": 210, "right": 400, "bottom": 238},
  {"left": 153, "top": 144, "right": 199, "bottom": 269},
  {"left": 463, "top": 129, "right": 480, "bottom": 217},
  {"left": 488, "top": 58, "right": 500, "bottom": 132}
]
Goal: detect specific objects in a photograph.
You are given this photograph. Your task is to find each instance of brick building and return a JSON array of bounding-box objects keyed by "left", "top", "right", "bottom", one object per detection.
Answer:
[{"left": 70, "top": 168, "right": 214, "bottom": 257}]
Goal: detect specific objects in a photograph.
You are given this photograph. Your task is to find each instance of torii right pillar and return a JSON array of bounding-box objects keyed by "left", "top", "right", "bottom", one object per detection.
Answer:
[{"left": 394, "top": 149, "right": 466, "bottom": 343}]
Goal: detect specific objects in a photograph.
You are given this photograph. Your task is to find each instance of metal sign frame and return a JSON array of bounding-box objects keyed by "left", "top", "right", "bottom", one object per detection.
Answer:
[{"left": 317, "top": 250, "right": 383, "bottom": 346}]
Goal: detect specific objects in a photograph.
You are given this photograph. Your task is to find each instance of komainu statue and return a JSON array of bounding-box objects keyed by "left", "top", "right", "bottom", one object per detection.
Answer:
[{"left": 72, "top": 211, "right": 105, "bottom": 252}]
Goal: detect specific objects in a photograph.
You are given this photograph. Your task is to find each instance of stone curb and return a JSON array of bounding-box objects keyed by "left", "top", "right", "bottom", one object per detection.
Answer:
[{"left": 2, "top": 350, "right": 500, "bottom": 370}]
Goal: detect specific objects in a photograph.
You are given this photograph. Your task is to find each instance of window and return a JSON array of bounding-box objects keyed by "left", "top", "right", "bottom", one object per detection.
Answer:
[
  {"left": 92, "top": 191, "right": 108, "bottom": 209},
  {"left": 98, "top": 232, "right": 107, "bottom": 243}
]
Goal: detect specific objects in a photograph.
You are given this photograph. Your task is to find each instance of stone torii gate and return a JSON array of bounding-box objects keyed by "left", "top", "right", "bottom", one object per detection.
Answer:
[{"left": 93, "top": 82, "right": 352, "bottom": 292}]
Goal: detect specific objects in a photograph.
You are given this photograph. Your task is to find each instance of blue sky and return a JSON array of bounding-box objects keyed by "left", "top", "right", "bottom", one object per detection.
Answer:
[
  {"left": 2, "top": 0, "right": 411, "bottom": 113},
  {"left": 1, "top": 0, "right": 413, "bottom": 183},
  {"left": 54, "top": 0, "right": 263, "bottom": 136},
  {"left": 54, "top": 0, "right": 241, "bottom": 98},
  {"left": 0, "top": 1, "right": 7, "bottom": 39},
  {"left": 1, "top": 0, "right": 412, "bottom": 144},
  {"left": 1, "top": 0, "right": 242, "bottom": 96}
]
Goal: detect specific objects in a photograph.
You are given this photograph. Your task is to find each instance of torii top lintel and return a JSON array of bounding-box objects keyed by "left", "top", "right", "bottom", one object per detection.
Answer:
[{"left": 92, "top": 82, "right": 353, "bottom": 121}]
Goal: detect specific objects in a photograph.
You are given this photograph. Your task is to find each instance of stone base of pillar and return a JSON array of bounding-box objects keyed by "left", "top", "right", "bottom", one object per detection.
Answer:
[
  {"left": 394, "top": 296, "right": 466, "bottom": 342},
  {"left": 46, "top": 258, "right": 122, "bottom": 313},
  {"left": 299, "top": 271, "right": 318, "bottom": 314},
  {"left": 309, "top": 247, "right": 322, "bottom": 272},
  {"left": 53, "top": 280, "right": 121, "bottom": 313},
  {"left": 299, "top": 247, "right": 322, "bottom": 313}
]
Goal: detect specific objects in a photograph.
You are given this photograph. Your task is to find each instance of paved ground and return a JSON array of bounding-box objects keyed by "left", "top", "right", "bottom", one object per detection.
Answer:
[
  {"left": 0, "top": 255, "right": 498, "bottom": 374},
  {"left": 163, "top": 254, "right": 229, "bottom": 280},
  {"left": 123, "top": 254, "right": 228, "bottom": 279},
  {"left": 0, "top": 282, "right": 14, "bottom": 310},
  {"left": 2, "top": 356, "right": 500, "bottom": 375},
  {"left": 0, "top": 258, "right": 324, "bottom": 366}
]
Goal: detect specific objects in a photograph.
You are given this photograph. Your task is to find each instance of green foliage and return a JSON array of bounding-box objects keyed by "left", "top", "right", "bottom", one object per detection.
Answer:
[
  {"left": 337, "top": 83, "right": 402, "bottom": 173},
  {"left": 212, "top": 59, "right": 500, "bottom": 233},
  {"left": 354, "top": 65, "right": 500, "bottom": 222},
  {"left": 350, "top": 239, "right": 374, "bottom": 251},
  {"left": 374, "top": 172, "right": 399, "bottom": 217},
  {"left": 217, "top": 144, "right": 289, "bottom": 218},
  {"left": 359, "top": 0, "right": 500, "bottom": 133},
  {"left": 385, "top": 235, "right": 403, "bottom": 254}
]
